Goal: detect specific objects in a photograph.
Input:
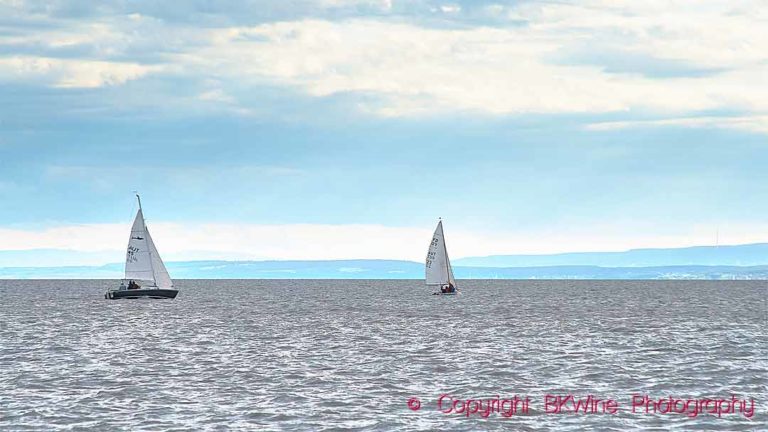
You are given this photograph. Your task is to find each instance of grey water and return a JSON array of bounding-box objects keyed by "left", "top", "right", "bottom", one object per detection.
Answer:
[{"left": 0, "top": 280, "right": 766, "bottom": 431}]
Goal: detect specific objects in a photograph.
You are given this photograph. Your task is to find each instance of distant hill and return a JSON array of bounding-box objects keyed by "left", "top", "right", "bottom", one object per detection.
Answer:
[
  {"left": 3, "top": 243, "right": 768, "bottom": 279},
  {"left": 453, "top": 243, "right": 768, "bottom": 267},
  {"left": 1, "top": 259, "right": 767, "bottom": 280}
]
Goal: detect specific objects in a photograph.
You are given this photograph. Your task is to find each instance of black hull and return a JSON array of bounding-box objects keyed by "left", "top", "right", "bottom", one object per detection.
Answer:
[{"left": 106, "top": 289, "right": 178, "bottom": 300}]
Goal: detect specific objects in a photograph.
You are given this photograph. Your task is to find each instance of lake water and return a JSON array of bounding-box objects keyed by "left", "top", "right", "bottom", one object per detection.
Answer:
[{"left": 0, "top": 280, "right": 766, "bottom": 430}]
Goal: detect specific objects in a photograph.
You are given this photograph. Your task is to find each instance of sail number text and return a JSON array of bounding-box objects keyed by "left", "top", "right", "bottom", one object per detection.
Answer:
[
  {"left": 425, "top": 237, "right": 439, "bottom": 268},
  {"left": 127, "top": 246, "right": 140, "bottom": 263}
]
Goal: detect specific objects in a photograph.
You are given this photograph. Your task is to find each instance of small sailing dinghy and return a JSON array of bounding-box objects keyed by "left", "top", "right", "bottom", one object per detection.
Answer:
[
  {"left": 105, "top": 195, "right": 178, "bottom": 300},
  {"left": 426, "top": 219, "right": 458, "bottom": 295}
]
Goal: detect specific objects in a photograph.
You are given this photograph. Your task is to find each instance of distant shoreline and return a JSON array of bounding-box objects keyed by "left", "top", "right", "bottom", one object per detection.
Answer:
[{"left": 1, "top": 260, "right": 767, "bottom": 280}]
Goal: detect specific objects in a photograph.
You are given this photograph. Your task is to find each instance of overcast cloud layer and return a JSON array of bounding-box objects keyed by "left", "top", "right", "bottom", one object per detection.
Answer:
[
  {"left": 1, "top": 1, "right": 767, "bottom": 263},
  {"left": 2, "top": 1, "right": 767, "bottom": 125}
]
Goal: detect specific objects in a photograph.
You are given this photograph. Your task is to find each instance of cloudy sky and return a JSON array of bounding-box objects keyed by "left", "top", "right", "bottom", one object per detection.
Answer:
[{"left": 1, "top": 0, "right": 767, "bottom": 265}]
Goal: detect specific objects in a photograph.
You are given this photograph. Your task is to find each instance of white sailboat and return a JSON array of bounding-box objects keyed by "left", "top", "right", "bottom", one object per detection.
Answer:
[
  {"left": 105, "top": 194, "right": 178, "bottom": 299},
  {"left": 426, "top": 219, "right": 458, "bottom": 295}
]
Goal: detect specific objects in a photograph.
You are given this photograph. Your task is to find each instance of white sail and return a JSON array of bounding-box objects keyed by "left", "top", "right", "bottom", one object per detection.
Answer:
[
  {"left": 125, "top": 209, "right": 153, "bottom": 283},
  {"left": 425, "top": 220, "right": 456, "bottom": 286},
  {"left": 146, "top": 226, "right": 173, "bottom": 289},
  {"left": 124, "top": 208, "right": 173, "bottom": 288}
]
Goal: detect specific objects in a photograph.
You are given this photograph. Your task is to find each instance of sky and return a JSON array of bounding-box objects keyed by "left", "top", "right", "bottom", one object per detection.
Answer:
[{"left": 1, "top": 0, "right": 768, "bottom": 266}]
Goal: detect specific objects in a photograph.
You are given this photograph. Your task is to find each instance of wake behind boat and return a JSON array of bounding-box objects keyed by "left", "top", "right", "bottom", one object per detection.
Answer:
[
  {"left": 426, "top": 219, "right": 458, "bottom": 296},
  {"left": 105, "top": 195, "right": 178, "bottom": 300}
]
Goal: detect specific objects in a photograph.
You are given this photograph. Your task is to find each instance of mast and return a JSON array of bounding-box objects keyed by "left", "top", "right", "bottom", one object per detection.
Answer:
[{"left": 137, "top": 193, "right": 157, "bottom": 287}]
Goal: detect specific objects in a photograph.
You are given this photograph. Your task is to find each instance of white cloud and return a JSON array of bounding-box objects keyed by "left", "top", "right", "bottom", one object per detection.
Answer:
[
  {"left": 0, "top": 223, "right": 431, "bottom": 263},
  {"left": 439, "top": 4, "right": 461, "bottom": 14},
  {"left": 586, "top": 115, "right": 768, "bottom": 135},
  {"left": 515, "top": 0, "right": 768, "bottom": 69},
  {"left": 0, "top": 56, "right": 156, "bottom": 88},
  {"left": 316, "top": 0, "right": 392, "bottom": 9},
  {"left": 0, "top": 224, "right": 127, "bottom": 253},
  {"left": 194, "top": 20, "right": 632, "bottom": 115},
  {"left": 1, "top": 0, "right": 766, "bottom": 123},
  {"left": 2, "top": 220, "right": 768, "bottom": 265},
  {"left": 178, "top": 9, "right": 768, "bottom": 118},
  {"left": 197, "top": 88, "right": 235, "bottom": 103}
]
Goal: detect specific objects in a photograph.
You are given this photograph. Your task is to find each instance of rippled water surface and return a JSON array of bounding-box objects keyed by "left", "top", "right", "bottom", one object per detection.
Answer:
[{"left": 1, "top": 280, "right": 766, "bottom": 430}]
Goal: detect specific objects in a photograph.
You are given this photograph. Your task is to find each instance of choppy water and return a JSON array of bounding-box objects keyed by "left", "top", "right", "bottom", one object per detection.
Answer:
[{"left": 0, "top": 280, "right": 766, "bottom": 431}]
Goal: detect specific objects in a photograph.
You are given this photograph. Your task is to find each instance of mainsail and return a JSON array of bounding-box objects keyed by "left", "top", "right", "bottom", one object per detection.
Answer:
[
  {"left": 124, "top": 207, "right": 173, "bottom": 289},
  {"left": 425, "top": 220, "right": 456, "bottom": 287}
]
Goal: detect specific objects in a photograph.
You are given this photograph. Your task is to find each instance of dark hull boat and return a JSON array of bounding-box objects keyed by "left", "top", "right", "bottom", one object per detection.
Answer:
[
  {"left": 105, "top": 194, "right": 178, "bottom": 300},
  {"left": 106, "top": 288, "right": 178, "bottom": 300}
]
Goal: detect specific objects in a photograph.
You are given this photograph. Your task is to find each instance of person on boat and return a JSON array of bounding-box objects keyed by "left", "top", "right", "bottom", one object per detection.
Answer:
[
  {"left": 447, "top": 283, "right": 455, "bottom": 293},
  {"left": 128, "top": 280, "right": 138, "bottom": 290}
]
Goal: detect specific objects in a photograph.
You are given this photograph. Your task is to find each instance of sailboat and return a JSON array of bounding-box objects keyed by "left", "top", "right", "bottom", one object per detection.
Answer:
[
  {"left": 105, "top": 194, "right": 178, "bottom": 300},
  {"left": 426, "top": 219, "right": 458, "bottom": 295}
]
